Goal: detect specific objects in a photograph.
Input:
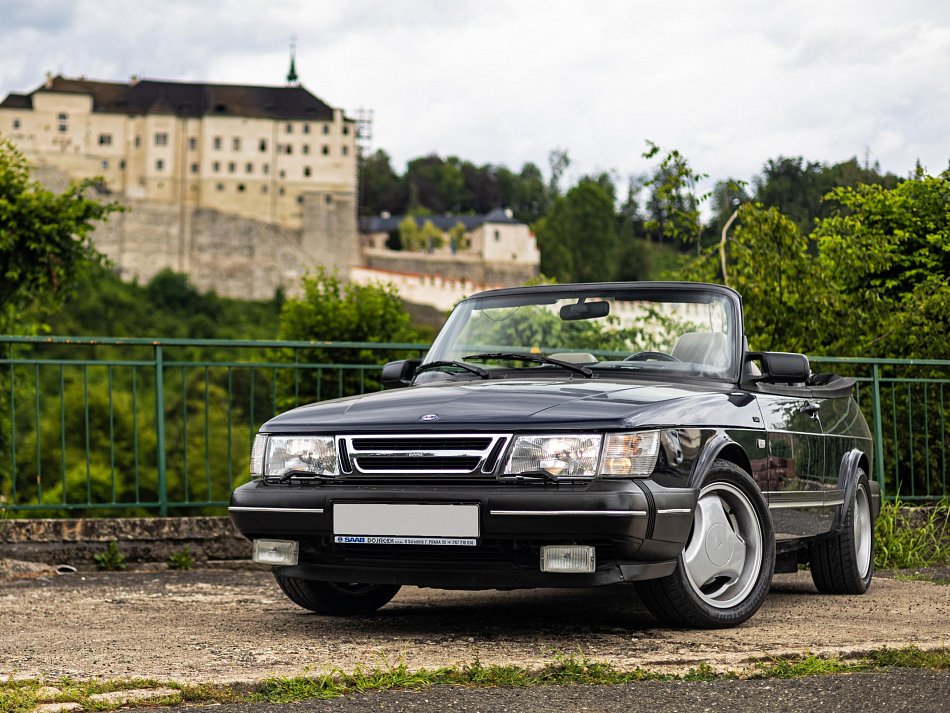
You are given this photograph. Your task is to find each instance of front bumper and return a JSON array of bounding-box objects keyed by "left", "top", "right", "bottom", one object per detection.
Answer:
[{"left": 229, "top": 478, "right": 697, "bottom": 589}]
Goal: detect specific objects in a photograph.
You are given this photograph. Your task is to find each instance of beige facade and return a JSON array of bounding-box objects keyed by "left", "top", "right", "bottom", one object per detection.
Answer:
[{"left": 0, "top": 75, "right": 357, "bottom": 230}]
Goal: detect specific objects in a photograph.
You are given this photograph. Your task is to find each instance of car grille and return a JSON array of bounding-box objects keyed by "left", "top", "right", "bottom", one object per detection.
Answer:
[{"left": 340, "top": 433, "right": 510, "bottom": 476}]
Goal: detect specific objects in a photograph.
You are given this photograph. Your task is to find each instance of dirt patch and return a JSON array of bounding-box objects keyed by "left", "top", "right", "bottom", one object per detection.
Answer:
[{"left": 1, "top": 569, "right": 947, "bottom": 683}]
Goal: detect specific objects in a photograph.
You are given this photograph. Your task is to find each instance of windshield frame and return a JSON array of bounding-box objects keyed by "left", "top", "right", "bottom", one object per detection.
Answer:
[{"left": 425, "top": 282, "right": 745, "bottom": 384}]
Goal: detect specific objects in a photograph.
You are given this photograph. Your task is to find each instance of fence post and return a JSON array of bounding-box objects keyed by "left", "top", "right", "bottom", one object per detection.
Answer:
[
  {"left": 154, "top": 345, "right": 168, "bottom": 516},
  {"left": 870, "top": 363, "right": 886, "bottom": 497}
]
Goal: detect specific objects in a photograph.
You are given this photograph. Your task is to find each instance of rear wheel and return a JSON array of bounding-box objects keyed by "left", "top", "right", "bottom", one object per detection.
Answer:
[
  {"left": 810, "top": 470, "right": 874, "bottom": 594},
  {"left": 637, "top": 459, "right": 775, "bottom": 628},
  {"left": 274, "top": 574, "right": 401, "bottom": 615}
]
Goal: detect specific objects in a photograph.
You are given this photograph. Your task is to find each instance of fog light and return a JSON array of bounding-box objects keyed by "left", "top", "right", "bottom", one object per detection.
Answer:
[
  {"left": 252, "top": 539, "right": 299, "bottom": 566},
  {"left": 540, "top": 545, "right": 596, "bottom": 573}
]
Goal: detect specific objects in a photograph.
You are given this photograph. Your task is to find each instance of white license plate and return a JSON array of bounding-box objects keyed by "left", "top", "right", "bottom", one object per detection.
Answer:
[{"left": 333, "top": 503, "right": 479, "bottom": 538}]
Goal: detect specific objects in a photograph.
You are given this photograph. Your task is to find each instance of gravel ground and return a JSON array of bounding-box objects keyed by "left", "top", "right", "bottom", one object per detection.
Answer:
[{"left": 1, "top": 567, "right": 948, "bottom": 683}]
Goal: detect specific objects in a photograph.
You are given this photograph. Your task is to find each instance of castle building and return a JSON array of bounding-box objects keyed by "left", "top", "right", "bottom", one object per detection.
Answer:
[
  {"left": 0, "top": 73, "right": 356, "bottom": 229},
  {"left": 0, "top": 72, "right": 538, "bottom": 306}
]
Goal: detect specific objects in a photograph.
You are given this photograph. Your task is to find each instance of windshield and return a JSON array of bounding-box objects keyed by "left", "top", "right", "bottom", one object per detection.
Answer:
[{"left": 423, "top": 285, "right": 740, "bottom": 381}]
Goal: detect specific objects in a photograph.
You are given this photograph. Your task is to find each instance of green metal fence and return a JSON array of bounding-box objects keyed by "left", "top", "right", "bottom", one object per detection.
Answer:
[{"left": 1, "top": 336, "right": 947, "bottom": 515}]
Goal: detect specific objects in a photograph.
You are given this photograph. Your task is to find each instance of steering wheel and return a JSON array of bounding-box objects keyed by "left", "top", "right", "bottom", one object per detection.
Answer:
[{"left": 623, "top": 351, "right": 680, "bottom": 362}]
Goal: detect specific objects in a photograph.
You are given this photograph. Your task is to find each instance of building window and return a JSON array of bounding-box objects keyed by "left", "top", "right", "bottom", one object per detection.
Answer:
[
  {"left": 188, "top": 137, "right": 197, "bottom": 150},
  {"left": 322, "top": 145, "right": 329, "bottom": 155},
  {"left": 343, "top": 125, "right": 350, "bottom": 135},
  {"left": 98, "top": 133, "right": 112, "bottom": 146},
  {"left": 246, "top": 162, "right": 253, "bottom": 174},
  {"left": 279, "top": 187, "right": 286, "bottom": 195},
  {"left": 57, "top": 112, "right": 68, "bottom": 133},
  {"left": 156, "top": 159, "right": 164, "bottom": 171},
  {"left": 342, "top": 145, "right": 349, "bottom": 156},
  {"left": 303, "top": 123, "right": 310, "bottom": 134},
  {"left": 302, "top": 144, "right": 310, "bottom": 155},
  {"left": 212, "top": 161, "right": 221, "bottom": 173},
  {"left": 297, "top": 195, "right": 305, "bottom": 204},
  {"left": 228, "top": 162, "right": 236, "bottom": 173},
  {"left": 155, "top": 132, "right": 168, "bottom": 146},
  {"left": 279, "top": 169, "right": 286, "bottom": 178},
  {"left": 237, "top": 183, "right": 246, "bottom": 192},
  {"left": 261, "top": 185, "right": 268, "bottom": 193},
  {"left": 259, "top": 138, "right": 267, "bottom": 152},
  {"left": 134, "top": 136, "right": 141, "bottom": 148},
  {"left": 262, "top": 163, "right": 269, "bottom": 175},
  {"left": 213, "top": 136, "right": 222, "bottom": 150},
  {"left": 303, "top": 166, "right": 311, "bottom": 177},
  {"left": 190, "top": 163, "right": 199, "bottom": 173},
  {"left": 322, "top": 124, "right": 329, "bottom": 134},
  {"left": 12, "top": 118, "right": 20, "bottom": 129},
  {"left": 100, "top": 160, "right": 109, "bottom": 170},
  {"left": 494, "top": 229, "right": 501, "bottom": 242},
  {"left": 216, "top": 183, "right": 224, "bottom": 191},
  {"left": 285, "top": 144, "right": 293, "bottom": 155},
  {"left": 232, "top": 137, "right": 241, "bottom": 151},
  {"left": 285, "top": 123, "right": 293, "bottom": 134},
  {"left": 119, "top": 160, "right": 126, "bottom": 169}
]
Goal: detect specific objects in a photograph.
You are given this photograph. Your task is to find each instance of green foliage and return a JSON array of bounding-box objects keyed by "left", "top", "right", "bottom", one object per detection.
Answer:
[
  {"left": 397, "top": 215, "right": 420, "bottom": 251},
  {"left": 166, "top": 546, "right": 195, "bottom": 571},
  {"left": 419, "top": 219, "right": 445, "bottom": 251},
  {"left": 642, "top": 141, "right": 709, "bottom": 253},
  {"left": 94, "top": 540, "right": 127, "bottom": 571},
  {"left": 875, "top": 499, "right": 950, "bottom": 569},
  {"left": 0, "top": 138, "right": 121, "bottom": 332},
  {"left": 535, "top": 178, "right": 620, "bottom": 283}
]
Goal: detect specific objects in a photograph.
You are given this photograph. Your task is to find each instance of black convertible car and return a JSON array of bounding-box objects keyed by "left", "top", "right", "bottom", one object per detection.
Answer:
[{"left": 230, "top": 282, "right": 878, "bottom": 628}]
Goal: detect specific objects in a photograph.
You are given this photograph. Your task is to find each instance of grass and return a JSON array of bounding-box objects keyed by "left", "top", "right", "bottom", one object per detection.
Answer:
[
  {"left": 875, "top": 498, "right": 950, "bottom": 569},
  {"left": 1, "top": 647, "right": 947, "bottom": 712}
]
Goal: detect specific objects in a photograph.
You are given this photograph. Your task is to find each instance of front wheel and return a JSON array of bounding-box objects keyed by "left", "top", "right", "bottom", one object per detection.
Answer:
[
  {"left": 274, "top": 574, "right": 401, "bottom": 616},
  {"left": 810, "top": 470, "right": 874, "bottom": 594},
  {"left": 637, "top": 459, "right": 775, "bottom": 628}
]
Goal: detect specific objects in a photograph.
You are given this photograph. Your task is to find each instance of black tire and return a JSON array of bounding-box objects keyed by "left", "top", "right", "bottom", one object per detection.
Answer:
[
  {"left": 274, "top": 574, "right": 401, "bottom": 616},
  {"left": 810, "top": 470, "right": 874, "bottom": 594},
  {"left": 637, "top": 459, "right": 775, "bottom": 628}
]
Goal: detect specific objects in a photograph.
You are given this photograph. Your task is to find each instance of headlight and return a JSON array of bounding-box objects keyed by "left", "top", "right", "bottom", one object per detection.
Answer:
[
  {"left": 599, "top": 431, "right": 660, "bottom": 477},
  {"left": 504, "top": 435, "right": 602, "bottom": 478},
  {"left": 264, "top": 436, "right": 339, "bottom": 477}
]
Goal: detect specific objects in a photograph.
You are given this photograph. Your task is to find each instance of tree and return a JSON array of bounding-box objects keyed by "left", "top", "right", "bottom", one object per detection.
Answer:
[
  {"left": 358, "top": 149, "right": 407, "bottom": 216},
  {"left": 643, "top": 141, "right": 708, "bottom": 253},
  {"left": 0, "top": 138, "right": 120, "bottom": 332},
  {"left": 534, "top": 178, "right": 620, "bottom": 283},
  {"left": 398, "top": 216, "right": 421, "bottom": 251}
]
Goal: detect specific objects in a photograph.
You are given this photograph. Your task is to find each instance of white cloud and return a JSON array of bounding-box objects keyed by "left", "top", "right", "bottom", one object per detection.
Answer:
[{"left": 1, "top": 0, "right": 948, "bottom": 184}]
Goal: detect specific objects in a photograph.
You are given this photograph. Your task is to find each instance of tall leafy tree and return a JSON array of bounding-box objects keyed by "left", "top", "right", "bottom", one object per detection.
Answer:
[
  {"left": 643, "top": 141, "right": 708, "bottom": 253},
  {"left": 535, "top": 177, "right": 619, "bottom": 283},
  {"left": 0, "top": 138, "right": 120, "bottom": 332}
]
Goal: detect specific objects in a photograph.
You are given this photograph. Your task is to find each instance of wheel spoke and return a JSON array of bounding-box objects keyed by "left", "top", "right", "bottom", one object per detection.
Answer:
[{"left": 684, "top": 494, "right": 746, "bottom": 588}]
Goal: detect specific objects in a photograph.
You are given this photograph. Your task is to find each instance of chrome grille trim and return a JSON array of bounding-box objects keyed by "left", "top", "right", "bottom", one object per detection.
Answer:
[{"left": 339, "top": 433, "right": 511, "bottom": 475}]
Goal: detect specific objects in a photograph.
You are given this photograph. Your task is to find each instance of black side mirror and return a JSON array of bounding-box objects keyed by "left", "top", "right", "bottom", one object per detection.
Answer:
[
  {"left": 381, "top": 359, "right": 421, "bottom": 388},
  {"left": 745, "top": 351, "right": 810, "bottom": 384}
]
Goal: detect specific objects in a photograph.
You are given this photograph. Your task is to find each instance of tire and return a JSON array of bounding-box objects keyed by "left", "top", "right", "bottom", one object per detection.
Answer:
[
  {"left": 810, "top": 470, "right": 874, "bottom": 594},
  {"left": 274, "top": 574, "right": 401, "bottom": 616},
  {"left": 637, "top": 459, "right": 775, "bottom": 628}
]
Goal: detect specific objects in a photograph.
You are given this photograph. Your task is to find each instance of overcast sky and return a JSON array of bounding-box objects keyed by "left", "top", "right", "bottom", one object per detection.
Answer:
[{"left": 2, "top": 0, "right": 949, "bottom": 190}]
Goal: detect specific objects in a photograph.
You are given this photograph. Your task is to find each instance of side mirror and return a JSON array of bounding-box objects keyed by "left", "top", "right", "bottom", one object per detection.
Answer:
[
  {"left": 381, "top": 359, "right": 421, "bottom": 388},
  {"left": 745, "top": 351, "right": 810, "bottom": 384}
]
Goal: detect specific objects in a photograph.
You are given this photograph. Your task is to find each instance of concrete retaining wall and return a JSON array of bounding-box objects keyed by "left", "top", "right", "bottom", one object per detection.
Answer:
[{"left": 0, "top": 517, "right": 250, "bottom": 567}]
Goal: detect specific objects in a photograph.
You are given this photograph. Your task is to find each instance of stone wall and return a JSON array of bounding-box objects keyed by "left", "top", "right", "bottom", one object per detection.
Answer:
[{"left": 363, "top": 249, "right": 538, "bottom": 286}]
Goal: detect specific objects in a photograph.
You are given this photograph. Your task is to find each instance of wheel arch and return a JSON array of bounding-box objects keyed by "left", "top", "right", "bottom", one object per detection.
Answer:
[
  {"left": 687, "top": 432, "right": 753, "bottom": 489},
  {"left": 833, "top": 448, "right": 878, "bottom": 531}
]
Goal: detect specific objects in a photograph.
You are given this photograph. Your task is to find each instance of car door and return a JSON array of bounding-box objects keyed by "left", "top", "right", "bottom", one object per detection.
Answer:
[{"left": 757, "top": 394, "right": 827, "bottom": 538}]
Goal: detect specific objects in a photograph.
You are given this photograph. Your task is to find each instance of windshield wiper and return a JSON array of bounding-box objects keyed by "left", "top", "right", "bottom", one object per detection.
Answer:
[
  {"left": 414, "top": 360, "right": 490, "bottom": 379},
  {"left": 465, "top": 352, "right": 593, "bottom": 378}
]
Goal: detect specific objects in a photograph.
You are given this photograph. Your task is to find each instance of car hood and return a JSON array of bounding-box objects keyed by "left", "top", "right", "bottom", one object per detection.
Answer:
[{"left": 262, "top": 377, "right": 762, "bottom": 432}]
